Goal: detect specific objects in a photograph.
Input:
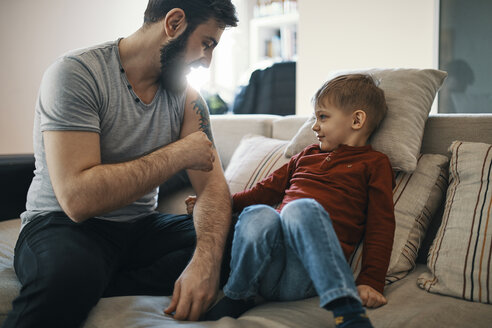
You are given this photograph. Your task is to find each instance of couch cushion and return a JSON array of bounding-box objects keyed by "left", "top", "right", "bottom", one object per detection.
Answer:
[
  {"left": 82, "top": 265, "right": 492, "bottom": 328},
  {"left": 421, "top": 114, "right": 492, "bottom": 155},
  {"left": 211, "top": 114, "right": 279, "bottom": 169},
  {"left": 350, "top": 154, "right": 449, "bottom": 284},
  {"left": 271, "top": 115, "right": 308, "bottom": 141},
  {"left": 418, "top": 141, "right": 492, "bottom": 304},
  {"left": 283, "top": 68, "right": 448, "bottom": 172},
  {"left": 0, "top": 219, "right": 22, "bottom": 323},
  {"left": 224, "top": 135, "right": 290, "bottom": 194}
]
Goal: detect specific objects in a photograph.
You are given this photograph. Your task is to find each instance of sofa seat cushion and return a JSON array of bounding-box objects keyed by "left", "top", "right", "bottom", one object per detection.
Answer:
[
  {"left": 0, "top": 219, "right": 22, "bottom": 323},
  {"left": 1, "top": 218, "right": 491, "bottom": 327},
  {"left": 84, "top": 265, "right": 492, "bottom": 327}
]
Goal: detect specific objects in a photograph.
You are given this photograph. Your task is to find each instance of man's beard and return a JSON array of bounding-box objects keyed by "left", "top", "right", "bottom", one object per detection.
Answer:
[{"left": 159, "top": 27, "right": 193, "bottom": 93}]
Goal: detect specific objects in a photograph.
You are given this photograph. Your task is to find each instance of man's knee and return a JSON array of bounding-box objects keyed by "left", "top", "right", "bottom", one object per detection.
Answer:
[
  {"left": 8, "top": 252, "right": 107, "bottom": 328},
  {"left": 13, "top": 229, "right": 112, "bottom": 314}
]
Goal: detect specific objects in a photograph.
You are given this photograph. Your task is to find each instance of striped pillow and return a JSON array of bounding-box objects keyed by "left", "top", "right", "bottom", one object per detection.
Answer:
[
  {"left": 224, "top": 135, "right": 290, "bottom": 194},
  {"left": 418, "top": 141, "right": 492, "bottom": 304},
  {"left": 350, "top": 154, "right": 449, "bottom": 284}
]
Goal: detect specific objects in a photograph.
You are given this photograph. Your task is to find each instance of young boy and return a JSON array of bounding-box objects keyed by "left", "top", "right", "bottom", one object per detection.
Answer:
[{"left": 187, "top": 74, "right": 395, "bottom": 328}]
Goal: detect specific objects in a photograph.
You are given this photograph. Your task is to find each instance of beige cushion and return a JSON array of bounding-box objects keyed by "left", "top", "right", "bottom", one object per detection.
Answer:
[
  {"left": 81, "top": 265, "right": 492, "bottom": 328},
  {"left": 418, "top": 141, "right": 492, "bottom": 304},
  {"left": 0, "top": 219, "right": 22, "bottom": 322},
  {"left": 350, "top": 154, "right": 449, "bottom": 283},
  {"left": 224, "top": 135, "right": 290, "bottom": 194},
  {"left": 211, "top": 114, "right": 279, "bottom": 169},
  {"left": 284, "top": 68, "right": 448, "bottom": 172}
]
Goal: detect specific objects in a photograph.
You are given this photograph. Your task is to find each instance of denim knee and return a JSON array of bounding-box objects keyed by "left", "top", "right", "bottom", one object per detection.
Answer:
[
  {"left": 236, "top": 205, "right": 281, "bottom": 244},
  {"left": 281, "top": 198, "right": 330, "bottom": 228}
]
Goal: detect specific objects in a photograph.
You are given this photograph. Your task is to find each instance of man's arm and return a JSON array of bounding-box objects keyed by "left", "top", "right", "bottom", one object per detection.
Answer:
[
  {"left": 44, "top": 125, "right": 214, "bottom": 223},
  {"left": 164, "top": 88, "right": 232, "bottom": 321}
]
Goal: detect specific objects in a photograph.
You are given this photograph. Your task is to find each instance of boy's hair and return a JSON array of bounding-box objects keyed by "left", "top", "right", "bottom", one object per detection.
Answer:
[
  {"left": 144, "top": 0, "right": 238, "bottom": 32},
  {"left": 313, "top": 74, "right": 388, "bottom": 135}
]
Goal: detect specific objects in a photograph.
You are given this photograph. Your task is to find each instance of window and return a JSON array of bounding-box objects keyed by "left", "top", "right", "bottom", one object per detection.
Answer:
[{"left": 439, "top": 0, "right": 492, "bottom": 113}]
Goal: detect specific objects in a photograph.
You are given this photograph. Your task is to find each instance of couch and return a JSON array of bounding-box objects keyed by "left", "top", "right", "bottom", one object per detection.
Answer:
[{"left": 1, "top": 113, "right": 492, "bottom": 328}]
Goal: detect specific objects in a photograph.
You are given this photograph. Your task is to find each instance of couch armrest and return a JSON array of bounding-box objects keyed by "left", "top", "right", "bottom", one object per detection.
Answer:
[{"left": 0, "top": 154, "right": 35, "bottom": 221}]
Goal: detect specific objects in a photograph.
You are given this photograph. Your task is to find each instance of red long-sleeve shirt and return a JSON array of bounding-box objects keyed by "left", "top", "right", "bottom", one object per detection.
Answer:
[{"left": 233, "top": 144, "right": 395, "bottom": 293}]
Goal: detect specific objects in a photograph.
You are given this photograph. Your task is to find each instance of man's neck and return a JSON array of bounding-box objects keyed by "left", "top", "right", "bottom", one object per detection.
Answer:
[{"left": 119, "top": 26, "right": 163, "bottom": 104}]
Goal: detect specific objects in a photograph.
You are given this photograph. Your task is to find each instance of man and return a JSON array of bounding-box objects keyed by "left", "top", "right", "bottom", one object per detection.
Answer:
[{"left": 3, "top": 1, "right": 238, "bottom": 327}]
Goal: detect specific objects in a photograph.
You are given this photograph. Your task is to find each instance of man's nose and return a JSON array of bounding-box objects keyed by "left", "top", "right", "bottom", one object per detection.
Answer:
[{"left": 200, "top": 52, "right": 212, "bottom": 68}]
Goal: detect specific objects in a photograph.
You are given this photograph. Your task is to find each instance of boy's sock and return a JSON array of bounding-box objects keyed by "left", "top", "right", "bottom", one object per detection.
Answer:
[
  {"left": 324, "top": 297, "right": 373, "bottom": 328},
  {"left": 202, "top": 296, "right": 255, "bottom": 321}
]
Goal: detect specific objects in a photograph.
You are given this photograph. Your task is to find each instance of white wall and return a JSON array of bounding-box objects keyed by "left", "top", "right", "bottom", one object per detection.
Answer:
[
  {"left": 0, "top": 0, "right": 147, "bottom": 155},
  {"left": 297, "top": 0, "right": 438, "bottom": 115},
  {"left": 0, "top": 0, "right": 440, "bottom": 153}
]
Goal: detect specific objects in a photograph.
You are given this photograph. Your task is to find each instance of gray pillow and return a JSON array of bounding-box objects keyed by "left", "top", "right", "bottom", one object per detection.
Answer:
[{"left": 285, "top": 68, "right": 447, "bottom": 172}]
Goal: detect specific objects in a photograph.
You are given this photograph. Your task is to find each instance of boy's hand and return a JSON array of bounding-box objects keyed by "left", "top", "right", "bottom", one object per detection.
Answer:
[
  {"left": 357, "top": 285, "right": 387, "bottom": 308},
  {"left": 185, "top": 195, "right": 197, "bottom": 215}
]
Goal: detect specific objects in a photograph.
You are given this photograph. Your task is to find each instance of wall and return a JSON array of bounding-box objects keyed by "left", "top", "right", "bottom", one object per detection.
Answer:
[
  {"left": 297, "top": 0, "right": 438, "bottom": 115},
  {"left": 0, "top": 0, "right": 440, "bottom": 153},
  {"left": 0, "top": 0, "right": 147, "bottom": 155}
]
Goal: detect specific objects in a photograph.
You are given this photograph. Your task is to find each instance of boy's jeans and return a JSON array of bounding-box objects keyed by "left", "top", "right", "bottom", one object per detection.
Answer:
[{"left": 223, "top": 198, "right": 361, "bottom": 307}]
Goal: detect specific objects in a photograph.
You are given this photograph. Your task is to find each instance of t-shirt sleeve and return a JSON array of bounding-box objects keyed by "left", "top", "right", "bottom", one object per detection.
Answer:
[
  {"left": 38, "top": 57, "right": 101, "bottom": 133},
  {"left": 355, "top": 154, "right": 396, "bottom": 293}
]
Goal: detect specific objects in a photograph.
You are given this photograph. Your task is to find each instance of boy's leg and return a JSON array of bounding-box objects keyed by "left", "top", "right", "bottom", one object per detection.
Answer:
[
  {"left": 279, "top": 198, "right": 360, "bottom": 306},
  {"left": 3, "top": 213, "right": 122, "bottom": 328},
  {"left": 222, "top": 205, "right": 285, "bottom": 300},
  {"left": 103, "top": 213, "right": 197, "bottom": 297},
  {"left": 204, "top": 205, "right": 285, "bottom": 321},
  {"left": 279, "top": 199, "right": 372, "bottom": 328}
]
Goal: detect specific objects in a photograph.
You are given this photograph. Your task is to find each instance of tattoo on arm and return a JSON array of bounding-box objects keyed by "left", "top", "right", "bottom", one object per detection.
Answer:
[{"left": 191, "top": 97, "right": 215, "bottom": 147}]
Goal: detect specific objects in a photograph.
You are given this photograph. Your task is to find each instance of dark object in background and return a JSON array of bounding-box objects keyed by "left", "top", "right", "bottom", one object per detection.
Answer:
[
  {"left": 158, "top": 170, "right": 191, "bottom": 200},
  {"left": 203, "top": 91, "right": 229, "bottom": 115},
  {"left": 0, "top": 154, "right": 35, "bottom": 221},
  {"left": 232, "top": 61, "right": 296, "bottom": 116}
]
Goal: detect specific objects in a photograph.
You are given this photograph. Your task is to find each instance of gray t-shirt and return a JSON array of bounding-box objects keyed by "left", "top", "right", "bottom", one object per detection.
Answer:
[{"left": 21, "top": 39, "right": 187, "bottom": 227}]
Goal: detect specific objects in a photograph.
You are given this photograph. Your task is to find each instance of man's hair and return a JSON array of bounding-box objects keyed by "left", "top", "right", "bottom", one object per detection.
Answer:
[
  {"left": 144, "top": 0, "right": 238, "bottom": 32},
  {"left": 313, "top": 74, "right": 388, "bottom": 135}
]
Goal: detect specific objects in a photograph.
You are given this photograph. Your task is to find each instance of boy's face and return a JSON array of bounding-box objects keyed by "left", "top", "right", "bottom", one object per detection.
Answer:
[{"left": 311, "top": 104, "right": 355, "bottom": 152}]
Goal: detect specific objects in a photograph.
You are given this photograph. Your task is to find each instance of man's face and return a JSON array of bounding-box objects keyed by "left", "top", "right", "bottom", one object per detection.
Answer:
[
  {"left": 311, "top": 104, "right": 355, "bottom": 152},
  {"left": 159, "top": 18, "right": 224, "bottom": 92}
]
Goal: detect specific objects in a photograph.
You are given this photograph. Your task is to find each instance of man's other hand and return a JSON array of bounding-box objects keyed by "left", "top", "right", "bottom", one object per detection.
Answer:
[{"left": 164, "top": 254, "right": 220, "bottom": 321}]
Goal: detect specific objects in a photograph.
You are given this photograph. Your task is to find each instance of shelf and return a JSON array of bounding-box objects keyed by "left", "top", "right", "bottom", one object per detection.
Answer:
[
  {"left": 250, "top": 12, "right": 299, "bottom": 28},
  {"left": 249, "top": 10, "right": 298, "bottom": 66}
]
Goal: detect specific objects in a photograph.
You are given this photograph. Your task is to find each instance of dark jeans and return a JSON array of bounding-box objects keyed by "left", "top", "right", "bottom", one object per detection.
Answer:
[{"left": 2, "top": 212, "right": 200, "bottom": 328}]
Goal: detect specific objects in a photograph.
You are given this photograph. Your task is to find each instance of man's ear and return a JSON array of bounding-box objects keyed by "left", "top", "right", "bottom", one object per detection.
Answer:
[
  {"left": 163, "top": 8, "right": 187, "bottom": 38},
  {"left": 352, "top": 110, "right": 367, "bottom": 130}
]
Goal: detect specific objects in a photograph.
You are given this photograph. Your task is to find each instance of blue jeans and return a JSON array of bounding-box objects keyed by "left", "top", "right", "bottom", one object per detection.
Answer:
[
  {"left": 3, "top": 212, "right": 198, "bottom": 328},
  {"left": 223, "top": 198, "right": 361, "bottom": 307}
]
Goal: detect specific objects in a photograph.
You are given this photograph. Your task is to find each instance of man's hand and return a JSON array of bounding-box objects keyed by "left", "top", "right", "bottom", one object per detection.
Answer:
[
  {"left": 185, "top": 195, "right": 197, "bottom": 215},
  {"left": 164, "top": 254, "right": 220, "bottom": 321},
  {"left": 179, "top": 131, "right": 215, "bottom": 172},
  {"left": 357, "top": 285, "right": 387, "bottom": 308}
]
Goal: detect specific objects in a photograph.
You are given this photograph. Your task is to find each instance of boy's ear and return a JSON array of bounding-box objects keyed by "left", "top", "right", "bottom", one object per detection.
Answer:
[
  {"left": 351, "top": 110, "right": 367, "bottom": 130},
  {"left": 163, "top": 8, "right": 187, "bottom": 38}
]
